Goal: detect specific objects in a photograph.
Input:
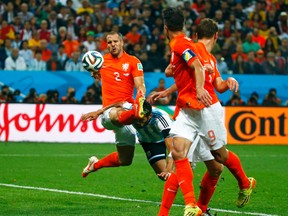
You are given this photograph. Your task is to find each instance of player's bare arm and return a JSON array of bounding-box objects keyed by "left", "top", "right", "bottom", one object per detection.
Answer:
[
  {"left": 192, "top": 58, "right": 212, "bottom": 106},
  {"left": 81, "top": 102, "right": 125, "bottom": 121},
  {"left": 214, "top": 77, "right": 239, "bottom": 93},
  {"left": 147, "top": 84, "right": 177, "bottom": 104},
  {"left": 165, "top": 64, "right": 173, "bottom": 77},
  {"left": 157, "top": 136, "right": 174, "bottom": 181},
  {"left": 134, "top": 76, "right": 146, "bottom": 95},
  {"left": 164, "top": 136, "right": 174, "bottom": 172}
]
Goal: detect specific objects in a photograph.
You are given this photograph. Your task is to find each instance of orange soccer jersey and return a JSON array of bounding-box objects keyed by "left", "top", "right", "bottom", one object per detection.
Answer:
[
  {"left": 100, "top": 51, "right": 144, "bottom": 107},
  {"left": 169, "top": 34, "right": 219, "bottom": 110}
]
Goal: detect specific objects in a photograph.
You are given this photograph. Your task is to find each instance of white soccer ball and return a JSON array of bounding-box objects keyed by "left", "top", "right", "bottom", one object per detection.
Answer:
[{"left": 82, "top": 51, "right": 104, "bottom": 72}]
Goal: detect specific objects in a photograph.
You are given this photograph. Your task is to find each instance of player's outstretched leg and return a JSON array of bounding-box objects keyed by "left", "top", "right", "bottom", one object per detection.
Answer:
[
  {"left": 82, "top": 156, "right": 99, "bottom": 178},
  {"left": 82, "top": 152, "right": 121, "bottom": 178},
  {"left": 237, "top": 177, "right": 256, "bottom": 208},
  {"left": 134, "top": 89, "right": 145, "bottom": 119}
]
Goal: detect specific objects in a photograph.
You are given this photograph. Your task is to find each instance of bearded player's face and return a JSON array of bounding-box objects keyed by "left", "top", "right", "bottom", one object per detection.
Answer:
[{"left": 106, "top": 34, "right": 123, "bottom": 57}]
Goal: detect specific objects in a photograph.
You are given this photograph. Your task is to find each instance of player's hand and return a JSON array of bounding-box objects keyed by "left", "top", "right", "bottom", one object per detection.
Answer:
[
  {"left": 157, "top": 171, "right": 171, "bottom": 181},
  {"left": 226, "top": 77, "right": 239, "bottom": 92},
  {"left": 197, "top": 88, "right": 212, "bottom": 107},
  {"left": 203, "top": 64, "right": 214, "bottom": 74},
  {"left": 91, "top": 70, "right": 101, "bottom": 79},
  {"left": 147, "top": 90, "right": 170, "bottom": 104},
  {"left": 81, "top": 110, "right": 102, "bottom": 121}
]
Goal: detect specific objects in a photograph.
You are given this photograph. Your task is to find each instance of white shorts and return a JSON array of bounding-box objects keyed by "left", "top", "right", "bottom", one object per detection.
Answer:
[
  {"left": 100, "top": 103, "right": 136, "bottom": 146},
  {"left": 170, "top": 102, "right": 227, "bottom": 151},
  {"left": 187, "top": 135, "right": 214, "bottom": 167}
]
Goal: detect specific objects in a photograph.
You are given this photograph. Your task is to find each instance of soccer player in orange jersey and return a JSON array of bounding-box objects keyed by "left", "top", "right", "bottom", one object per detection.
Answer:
[
  {"left": 151, "top": 11, "right": 256, "bottom": 215},
  {"left": 81, "top": 31, "right": 146, "bottom": 178},
  {"left": 157, "top": 7, "right": 215, "bottom": 216}
]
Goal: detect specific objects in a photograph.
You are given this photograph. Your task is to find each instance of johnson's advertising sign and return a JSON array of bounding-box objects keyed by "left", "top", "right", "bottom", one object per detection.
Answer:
[
  {"left": 0, "top": 104, "right": 287, "bottom": 145},
  {"left": 225, "top": 107, "right": 288, "bottom": 145},
  {"left": 0, "top": 103, "right": 115, "bottom": 143}
]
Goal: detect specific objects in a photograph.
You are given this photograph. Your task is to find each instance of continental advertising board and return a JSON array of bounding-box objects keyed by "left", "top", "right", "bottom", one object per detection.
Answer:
[
  {"left": 225, "top": 107, "right": 288, "bottom": 145},
  {"left": 0, "top": 104, "right": 287, "bottom": 145}
]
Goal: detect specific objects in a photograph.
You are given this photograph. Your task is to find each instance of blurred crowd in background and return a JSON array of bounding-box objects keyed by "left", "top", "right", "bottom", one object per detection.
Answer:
[
  {"left": 0, "top": 77, "right": 286, "bottom": 106},
  {"left": 0, "top": 0, "right": 287, "bottom": 105}
]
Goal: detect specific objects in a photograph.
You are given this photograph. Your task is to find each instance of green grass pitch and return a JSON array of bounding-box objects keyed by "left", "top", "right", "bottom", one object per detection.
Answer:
[{"left": 0, "top": 142, "right": 287, "bottom": 216}]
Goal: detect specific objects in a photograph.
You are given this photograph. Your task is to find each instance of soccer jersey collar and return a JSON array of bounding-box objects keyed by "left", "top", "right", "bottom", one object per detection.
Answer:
[
  {"left": 169, "top": 33, "right": 186, "bottom": 46},
  {"left": 197, "top": 41, "right": 208, "bottom": 52}
]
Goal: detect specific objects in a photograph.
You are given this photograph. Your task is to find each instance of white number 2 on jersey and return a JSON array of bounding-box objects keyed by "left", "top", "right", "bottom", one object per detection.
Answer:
[{"left": 114, "top": 72, "right": 121, "bottom": 81}]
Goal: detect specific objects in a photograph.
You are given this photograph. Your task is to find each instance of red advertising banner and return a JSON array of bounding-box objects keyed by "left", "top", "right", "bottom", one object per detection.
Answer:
[
  {"left": 225, "top": 106, "right": 288, "bottom": 145},
  {"left": 0, "top": 103, "right": 115, "bottom": 143}
]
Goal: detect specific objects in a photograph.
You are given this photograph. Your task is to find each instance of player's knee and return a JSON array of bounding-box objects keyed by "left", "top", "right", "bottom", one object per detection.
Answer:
[
  {"left": 211, "top": 149, "right": 228, "bottom": 164},
  {"left": 172, "top": 139, "right": 188, "bottom": 160},
  {"left": 210, "top": 164, "right": 223, "bottom": 178},
  {"left": 118, "top": 155, "right": 133, "bottom": 166},
  {"left": 214, "top": 155, "right": 226, "bottom": 164},
  {"left": 172, "top": 149, "right": 186, "bottom": 160},
  {"left": 109, "top": 108, "right": 123, "bottom": 124}
]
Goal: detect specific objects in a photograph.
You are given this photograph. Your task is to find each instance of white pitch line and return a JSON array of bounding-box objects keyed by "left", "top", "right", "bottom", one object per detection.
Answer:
[{"left": 0, "top": 183, "right": 278, "bottom": 216}]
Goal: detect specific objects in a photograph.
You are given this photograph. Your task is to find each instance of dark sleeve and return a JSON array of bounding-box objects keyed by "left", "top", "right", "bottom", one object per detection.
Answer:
[{"left": 161, "top": 128, "right": 171, "bottom": 139}]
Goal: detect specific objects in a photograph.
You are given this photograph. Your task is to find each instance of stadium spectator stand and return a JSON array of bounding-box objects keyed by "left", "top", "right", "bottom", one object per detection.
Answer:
[{"left": 0, "top": 0, "right": 287, "bottom": 105}]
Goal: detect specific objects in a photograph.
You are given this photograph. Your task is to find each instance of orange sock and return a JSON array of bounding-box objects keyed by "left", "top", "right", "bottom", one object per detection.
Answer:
[
  {"left": 118, "top": 109, "right": 135, "bottom": 125},
  {"left": 197, "top": 171, "right": 219, "bottom": 212},
  {"left": 224, "top": 150, "right": 250, "bottom": 189},
  {"left": 158, "top": 172, "right": 179, "bottom": 216},
  {"left": 174, "top": 158, "right": 196, "bottom": 206},
  {"left": 94, "top": 152, "right": 120, "bottom": 170}
]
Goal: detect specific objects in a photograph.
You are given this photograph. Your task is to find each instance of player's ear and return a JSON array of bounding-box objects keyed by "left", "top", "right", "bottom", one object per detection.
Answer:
[
  {"left": 164, "top": 25, "right": 168, "bottom": 33},
  {"left": 214, "top": 32, "right": 218, "bottom": 40},
  {"left": 195, "top": 33, "right": 198, "bottom": 41}
]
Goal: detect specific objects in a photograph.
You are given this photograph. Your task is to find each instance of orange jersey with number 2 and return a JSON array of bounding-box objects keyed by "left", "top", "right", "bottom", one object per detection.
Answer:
[{"left": 100, "top": 51, "right": 144, "bottom": 107}]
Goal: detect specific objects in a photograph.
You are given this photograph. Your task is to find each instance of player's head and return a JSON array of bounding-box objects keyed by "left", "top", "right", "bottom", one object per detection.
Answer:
[
  {"left": 133, "top": 100, "right": 152, "bottom": 128},
  {"left": 162, "top": 7, "right": 184, "bottom": 39},
  {"left": 106, "top": 31, "right": 124, "bottom": 58},
  {"left": 196, "top": 18, "right": 218, "bottom": 43}
]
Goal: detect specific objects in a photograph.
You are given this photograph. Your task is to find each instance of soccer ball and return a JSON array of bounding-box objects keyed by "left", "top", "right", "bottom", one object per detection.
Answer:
[{"left": 82, "top": 51, "right": 104, "bottom": 72}]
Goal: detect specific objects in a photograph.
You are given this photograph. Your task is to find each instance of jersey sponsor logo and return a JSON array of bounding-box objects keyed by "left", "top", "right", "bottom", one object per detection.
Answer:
[
  {"left": 123, "top": 73, "right": 130, "bottom": 76},
  {"left": 137, "top": 63, "right": 143, "bottom": 71},
  {"left": 182, "top": 49, "right": 196, "bottom": 63},
  {"left": 122, "top": 63, "right": 129, "bottom": 71}
]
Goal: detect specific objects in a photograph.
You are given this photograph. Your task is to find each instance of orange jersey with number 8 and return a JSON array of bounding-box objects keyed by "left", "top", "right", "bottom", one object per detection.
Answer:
[{"left": 100, "top": 52, "right": 144, "bottom": 107}]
